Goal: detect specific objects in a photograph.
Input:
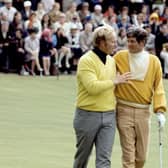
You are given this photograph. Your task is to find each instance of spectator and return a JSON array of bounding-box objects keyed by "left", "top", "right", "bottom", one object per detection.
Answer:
[
  {"left": 48, "top": 2, "right": 62, "bottom": 24},
  {"left": 117, "top": 14, "right": 131, "bottom": 30},
  {"left": 160, "top": 43, "right": 168, "bottom": 78},
  {"left": 35, "top": 2, "right": 46, "bottom": 21},
  {"left": 41, "top": 13, "right": 52, "bottom": 30},
  {"left": 117, "top": 27, "right": 127, "bottom": 50},
  {"left": 9, "top": 11, "right": 26, "bottom": 38},
  {"left": 91, "top": 4, "right": 104, "bottom": 28},
  {"left": 117, "top": 6, "right": 130, "bottom": 24},
  {"left": 21, "top": 0, "right": 33, "bottom": 21},
  {"left": 0, "top": 0, "right": 17, "bottom": 22},
  {"left": 149, "top": 12, "right": 160, "bottom": 35},
  {"left": 55, "top": 27, "right": 71, "bottom": 71},
  {"left": 0, "top": 21, "right": 12, "bottom": 72},
  {"left": 79, "top": 22, "right": 93, "bottom": 54},
  {"left": 65, "top": 2, "right": 79, "bottom": 22},
  {"left": 24, "top": 27, "right": 42, "bottom": 75},
  {"left": 103, "top": 5, "right": 117, "bottom": 22},
  {"left": 68, "top": 14, "right": 83, "bottom": 33},
  {"left": 155, "top": 24, "right": 168, "bottom": 72},
  {"left": 50, "top": 26, "right": 58, "bottom": 75},
  {"left": 24, "top": 12, "right": 42, "bottom": 38},
  {"left": 40, "top": 28, "right": 56, "bottom": 75},
  {"left": 67, "top": 24, "right": 82, "bottom": 69},
  {"left": 53, "top": 13, "right": 70, "bottom": 35},
  {"left": 41, "top": 0, "right": 55, "bottom": 13},
  {"left": 78, "top": 2, "right": 91, "bottom": 24},
  {"left": 135, "top": 13, "right": 145, "bottom": 28},
  {"left": 10, "top": 28, "right": 28, "bottom": 74},
  {"left": 143, "top": 24, "right": 156, "bottom": 54},
  {"left": 141, "top": 4, "right": 150, "bottom": 23}
]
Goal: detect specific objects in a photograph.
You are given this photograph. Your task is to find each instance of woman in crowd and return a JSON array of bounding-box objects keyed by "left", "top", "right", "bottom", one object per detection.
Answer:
[{"left": 39, "top": 28, "right": 57, "bottom": 75}]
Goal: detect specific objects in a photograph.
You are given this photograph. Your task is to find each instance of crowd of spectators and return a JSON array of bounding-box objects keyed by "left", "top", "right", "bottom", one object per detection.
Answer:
[{"left": 0, "top": 0, "right": 168, "bottom": 77}]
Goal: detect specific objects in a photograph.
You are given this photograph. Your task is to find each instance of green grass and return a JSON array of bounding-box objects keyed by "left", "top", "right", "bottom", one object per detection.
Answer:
[{"left": 0, "top": 73, "right": 167, "bottom": 168}]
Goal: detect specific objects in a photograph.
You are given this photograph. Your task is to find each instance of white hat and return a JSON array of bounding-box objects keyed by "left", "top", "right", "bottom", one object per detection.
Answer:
[
  {"left": 4, "top": 0, "right": 12, "bottom": 3},
  {"left": 94, "top": 5, "right": 102, "bottom": 11},
  {"left": 24, "top": 1, "right": 32, "bottom": 7}
]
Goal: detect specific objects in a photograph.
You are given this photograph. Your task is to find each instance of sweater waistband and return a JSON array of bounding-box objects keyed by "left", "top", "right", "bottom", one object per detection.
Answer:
[{"left": 117, "top": 99, "right": 150, "bottom": 109}]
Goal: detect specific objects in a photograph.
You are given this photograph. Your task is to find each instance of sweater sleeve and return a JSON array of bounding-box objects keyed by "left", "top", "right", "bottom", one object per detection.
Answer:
[
  {"left": 77, "top": 57, "right": 114, "bottom": 96},
  {"left": 153, "top": 58, "right": 167, "bottom": 113}
]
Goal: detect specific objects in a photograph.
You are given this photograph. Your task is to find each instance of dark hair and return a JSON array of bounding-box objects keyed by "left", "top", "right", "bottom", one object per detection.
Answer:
[
  {"left": 15, "top": 28, "right": 23, "bottom": 33},
  {"left": 27, "top": 27, "right": 39, "bottom": 34},
  {"left": 118, "top": 27, "right": 126, "bottom": 37},
  {"left": 126, "top": 27, "right": 148, "bottom": 43}
]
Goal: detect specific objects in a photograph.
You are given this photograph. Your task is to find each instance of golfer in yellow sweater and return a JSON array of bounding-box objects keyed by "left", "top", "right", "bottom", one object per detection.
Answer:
[
  {"left": 73, "top": 25, "right": 131, "bottom": 168},
  {"left": 114, "top": 27, "right": 167, "bottom": 168}
]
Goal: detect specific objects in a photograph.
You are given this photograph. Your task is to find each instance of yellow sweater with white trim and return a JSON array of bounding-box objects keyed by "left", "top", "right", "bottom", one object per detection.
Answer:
[
  {"left": 76, "top": 50, "right": 116, "bottom": 111},
  {"left": 114, "top": 50, "right": 167, "bottom": 113}
]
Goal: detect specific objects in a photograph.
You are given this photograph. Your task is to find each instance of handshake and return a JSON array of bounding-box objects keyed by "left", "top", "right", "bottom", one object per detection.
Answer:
[{"left": 156, "top": 112, "right": 166, "bottom": 129}]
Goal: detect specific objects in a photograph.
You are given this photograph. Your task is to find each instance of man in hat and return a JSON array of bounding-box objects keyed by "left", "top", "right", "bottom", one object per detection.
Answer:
[
  {"left": 114, "top": 27, "right": 166, "bottom": 168},
  {"left": 0, "top": 0, "right": 17, "bottom": 22},
  {"left": 21, "top": 0, "right": 33, "bottom": 21}
]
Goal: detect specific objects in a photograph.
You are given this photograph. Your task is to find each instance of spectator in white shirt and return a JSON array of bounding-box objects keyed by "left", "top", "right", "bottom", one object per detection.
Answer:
[
  {"left": 24, "top": 12, "right": 42, "bottom": 38},
  {"left": 24, "top": 27, "right": 42, "bottom": 75},
  {"left": 53, "top": 13, "right": 70, "bottom": 35},
  {"left": 160, "top": 43, "right": 168, "bottom": 78},
  {"left": 91, "top": 4, "right": 103, "bottom": 28},
  {"left": 0, "top": 0, "right": 17, "bottom": 22},
  {"left": 79, "top": 22, "right": 93, "bottom": 53},
  {"left": 35, "top": 2, "right": 46, "bottom": 21},
  {"left": 41, "top": 0, "right": 54, "bottom": 13},
  {"left": 68, "top": 24, "right": 82, "bottom": 68}
]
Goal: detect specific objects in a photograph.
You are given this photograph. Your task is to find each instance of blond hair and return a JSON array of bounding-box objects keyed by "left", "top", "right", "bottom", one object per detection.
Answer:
[{"left": 92, "top": 25, "right": 116, "bottom": 47}]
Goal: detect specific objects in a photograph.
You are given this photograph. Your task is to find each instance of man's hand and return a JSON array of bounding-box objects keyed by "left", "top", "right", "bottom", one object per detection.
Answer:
[
  {"left": 114, "top": 72, "right": 132, "bottom": 85},
  {"left": 156, "top": 112, "right": 166, "bottom": 128}
]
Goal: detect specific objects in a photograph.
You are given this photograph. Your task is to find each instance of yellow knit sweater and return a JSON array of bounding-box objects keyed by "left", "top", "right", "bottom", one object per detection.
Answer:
[
  {"left": 114, "top": 50, "right": 167, "bottom": 113},
  {"left": 76, "top": 50, "right": 116, "bottom": 111}
]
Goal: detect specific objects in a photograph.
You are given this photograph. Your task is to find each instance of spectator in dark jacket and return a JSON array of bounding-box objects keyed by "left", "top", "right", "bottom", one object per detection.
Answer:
[
  {"left": 0, "top": 21, "right": 12, "bottom": 72},
  {"left": 21, "top": 1, "right": 33, "bottom": 21},
  {"left": 56, "top": 27, "right": 71, "bottom": 71},
  {"left": 10, "top": 28, "right": 28, "bottom": 74}
]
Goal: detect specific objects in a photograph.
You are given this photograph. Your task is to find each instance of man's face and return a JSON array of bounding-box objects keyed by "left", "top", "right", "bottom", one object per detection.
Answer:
[
  {"left": 30, "top": 33, "right": 36, "bottom": 39},
  {"left": 104, "top": 34, "right": 117, "bottom": 55},
  {"left": 5, "top": 2, "right": 12, "bottom": 9},
  {"left": 127, "top": 37, "right": 144, "bottom": 53}
]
